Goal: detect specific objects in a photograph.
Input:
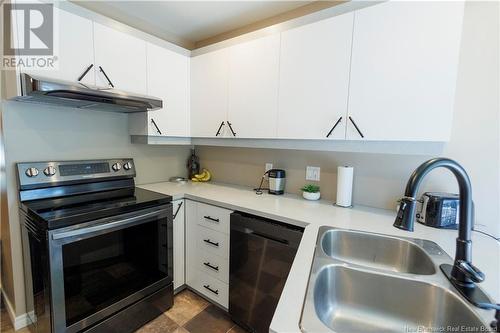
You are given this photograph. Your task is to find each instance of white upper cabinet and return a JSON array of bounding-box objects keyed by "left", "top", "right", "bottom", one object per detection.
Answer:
[
  {"left": 11, "top": 1, "right": 464, "bottom": 146},
  {"left": 190, "top": 48, "right": 229, "bottom": 138},
  {"left": 129, "top": 42, "right": 190, "bottom": 137},
  {"left": 347, "top": 1, "right": 464, "bottom": 141},
  {"left": 16, "top": 7, "right": 95, "bottom": 85},
  {"left": 227, "top": 34, "right": 281, "bottom": 138},
  {"left": 278, "top": 13, "right": 354, "bottom": 140},
  {"left": 93, "top": 22, "right": 148, "bottom": 94}
]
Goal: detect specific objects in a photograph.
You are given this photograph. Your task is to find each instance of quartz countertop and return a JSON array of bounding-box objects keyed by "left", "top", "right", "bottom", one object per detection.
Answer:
[{"left": 138, "top": 181, "right": 500, "bottom": 333}]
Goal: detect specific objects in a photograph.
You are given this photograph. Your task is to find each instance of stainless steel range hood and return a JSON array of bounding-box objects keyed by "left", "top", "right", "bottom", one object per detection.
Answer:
[{"left": 13, "top": 73, "right": 162, "bottom": 113}]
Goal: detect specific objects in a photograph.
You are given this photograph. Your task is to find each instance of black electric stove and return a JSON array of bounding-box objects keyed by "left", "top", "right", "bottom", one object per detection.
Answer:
[
  {"left": 21, "top": 186, "right": 171, "bottom": 230},
  {"left": 17, "top": 159, "right": 174, "bottom": 333}
]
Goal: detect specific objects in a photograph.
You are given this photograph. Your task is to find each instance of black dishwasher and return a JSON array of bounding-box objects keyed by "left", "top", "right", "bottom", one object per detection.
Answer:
[{"left": 229, "top": 212, "right": 304, "bottom": 333}]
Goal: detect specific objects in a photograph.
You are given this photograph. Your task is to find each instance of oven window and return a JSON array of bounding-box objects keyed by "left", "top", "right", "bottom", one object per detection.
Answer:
[{"left": 62, "top": 219, "right": 168, "bottom": 326}]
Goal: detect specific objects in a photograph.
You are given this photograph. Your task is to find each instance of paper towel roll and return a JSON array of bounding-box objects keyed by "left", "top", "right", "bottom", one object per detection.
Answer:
[{"left": 336, "top": 166, "right": 354, "bottom": 207}]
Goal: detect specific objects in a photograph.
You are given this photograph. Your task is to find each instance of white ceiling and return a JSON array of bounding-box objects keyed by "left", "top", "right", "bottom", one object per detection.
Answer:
[{"left": 73, "top": 1, "right": 314, "bottom": 48}]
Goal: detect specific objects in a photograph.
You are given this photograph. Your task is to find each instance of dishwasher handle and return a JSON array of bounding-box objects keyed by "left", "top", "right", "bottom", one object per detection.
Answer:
[{"left": 251, "top": 231, "right": 289, "bottom": 245}]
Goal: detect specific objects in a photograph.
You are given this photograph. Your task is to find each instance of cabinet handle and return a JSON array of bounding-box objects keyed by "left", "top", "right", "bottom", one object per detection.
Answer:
[
  {"left": 203, "top": 284, "right": 219, "bottom": 295},
  {"left": 326, "top": 117, "right": 342, "bottom": 138},
  {"left": 215, "top": 121, "right": 225, "bottom": 136},
  {"left": 99, "top": 66, "right": 115, "bottom": 88},
  {"left": 151, "top": 119, "right": 162, "bottom": 135},
  {"left": 203, "top": 215, "right": 219, "bottom": 223},
  {"left": 203, "top": 239, "right": 219, "bottom": 247},
  {"left": 227, "top": 121, "right": 236, "bottom": 137},
  {"left": 349, "top": 116, "right": 364, "bottom": 138},
  {"left": 203, "top": 262, "right": 219, "bottom": 271},
  {"left": 173, "top": 202, "right": 183, "bottom": 220},
  {"left": 77, "top": 64, "right": 94, "bottom": 82}
]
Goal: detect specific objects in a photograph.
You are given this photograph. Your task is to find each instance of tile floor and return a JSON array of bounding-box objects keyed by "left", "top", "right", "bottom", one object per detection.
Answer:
[
  {"left": 0, "top": 289, "right": 247, "bottom": 333},
  {"left": 136, "top": 290, "right": 247, "bottom": 333}
]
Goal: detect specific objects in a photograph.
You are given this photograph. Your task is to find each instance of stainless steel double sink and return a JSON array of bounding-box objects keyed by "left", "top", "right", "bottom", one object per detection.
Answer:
[{"left": 300, "top": 227, "right": 494, "bottom": 333}]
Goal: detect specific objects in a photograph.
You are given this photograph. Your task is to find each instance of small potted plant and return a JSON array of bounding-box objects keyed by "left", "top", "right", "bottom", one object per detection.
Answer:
[{"left": 301, "top": 184, "right": 321, "bottom": 201}]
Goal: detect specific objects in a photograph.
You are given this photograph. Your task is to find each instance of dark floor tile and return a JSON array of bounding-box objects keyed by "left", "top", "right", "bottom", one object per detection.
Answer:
[
  {"left": 165, "top": 290, "right": 210, "bottom": 326},
  {"left": 135, "top": 314, "right": 179, "bottom": 333},
  {"left": 183, "top": 305, "right": 235, "bottom": 333}
]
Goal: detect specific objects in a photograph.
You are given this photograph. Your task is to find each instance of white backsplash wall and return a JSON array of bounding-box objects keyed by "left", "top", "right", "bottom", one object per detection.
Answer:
[
  {"left": 196, "top": 145, "right": 497, "bottom": 238},
  {"left": 196, "top": 146, "right": 436, "bottom": 207},
  {"left": 1, "top": 101, "right": 191, "bottom": 315}
]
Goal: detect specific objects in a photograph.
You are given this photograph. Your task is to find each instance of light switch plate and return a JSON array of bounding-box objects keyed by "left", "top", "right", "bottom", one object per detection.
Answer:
[
  {"left": 306, "top": 166, "right": 320, "bottom": 181},
  {"left": 265, "top": 163, "right": 273, "bottom": 172}
]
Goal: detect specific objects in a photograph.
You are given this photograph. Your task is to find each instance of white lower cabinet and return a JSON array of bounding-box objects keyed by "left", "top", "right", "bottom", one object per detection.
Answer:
[
  {"left": 186, "top": 200, "right": 232, "bottom": 308},
  {"left": 196, "top": 250, "right": 229, "bottom": 284},
  {"left": 196, "top": 226, "right": 229, "bottom": 259},
  {"left": 196, "top": 203, "right": 231, "bottom": 235},
  {"left": 172, "top": 199, "right": 185, "bottom": 290},
  {"left": 190, "top": 269, "right": 229, "bottom": 308}
]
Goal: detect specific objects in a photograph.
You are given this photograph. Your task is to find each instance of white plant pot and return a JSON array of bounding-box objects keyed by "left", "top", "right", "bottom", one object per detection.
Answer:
[{"left": 303, "top": 191, "right": 320, "bottom": 201}]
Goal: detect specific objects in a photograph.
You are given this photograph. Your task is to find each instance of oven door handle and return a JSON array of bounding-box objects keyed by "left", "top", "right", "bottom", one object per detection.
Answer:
[{"left": 52, "top": 208, "right": 168, "bottom": 240}]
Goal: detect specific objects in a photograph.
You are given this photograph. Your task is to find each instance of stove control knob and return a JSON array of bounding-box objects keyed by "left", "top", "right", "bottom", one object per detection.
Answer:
[
  {"left": 123, "top": 162, "right": 133, "bottom": 171},
  {"left": 25, "top": 167, "right": 39, "bottom": 177},
  {"left": 44, "top": 166, "right": 56, "bottom": 176},
  {"left": 112, "top": 163, "right": 122, "bottom": 172}
]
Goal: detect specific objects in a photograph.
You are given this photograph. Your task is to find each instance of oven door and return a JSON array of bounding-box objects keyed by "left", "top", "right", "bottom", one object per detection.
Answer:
[{"left": 48, "top": 204, "right": 173, "bottom": 333}]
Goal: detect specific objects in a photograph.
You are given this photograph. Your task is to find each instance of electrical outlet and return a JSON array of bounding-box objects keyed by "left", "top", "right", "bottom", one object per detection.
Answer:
[
  {"left": 306, "top": 166, "right": 320, "bottom": 181},
  {"left": 265, "top": 163, "right": 273, "bottom": 172}
]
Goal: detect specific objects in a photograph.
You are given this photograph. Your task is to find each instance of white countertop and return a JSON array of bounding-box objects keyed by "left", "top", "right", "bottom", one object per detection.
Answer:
[{"left": 138, "top": 181, "right": 500, "bottom": 333}]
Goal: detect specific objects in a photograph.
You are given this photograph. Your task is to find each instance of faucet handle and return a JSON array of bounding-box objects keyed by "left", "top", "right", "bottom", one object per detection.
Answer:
[
  {"left": 492, "top": 306, "right": 500, "bottom": 333},
  {"left": 478, "top": 303, "right": 500, "bottom": 332},
  {"left": 456, "top": 260, "right": 485, "bottom": 283}
]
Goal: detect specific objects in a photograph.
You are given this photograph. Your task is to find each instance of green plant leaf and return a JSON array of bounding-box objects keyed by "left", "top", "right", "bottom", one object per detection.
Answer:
[{"left": 301, "top": 184, "right": 320, "bottom": 193}]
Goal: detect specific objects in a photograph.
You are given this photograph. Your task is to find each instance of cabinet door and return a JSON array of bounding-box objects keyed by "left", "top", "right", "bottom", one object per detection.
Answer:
[
  {"left": 190, "top": 48, "right": 229, "bottom": 137},
  {"left": 15, "top": 6, "right": 95, "bottom": 85},
  {"left": 185, "top": 200, "right": 197, "bottom": 287},
  {"left": 93, "top": 22, "right": 147, "bottom": 94},
  {"left": 277, "top": 13, "right": 354, "bottom": 140},
  {"left": 172, "top": 200, "right": 185, "bottom": 290},
  {"left": 347, "top": 1, "right": 464, "bottom": 141},
  {"left": 146, "top": 43, "right": 190, "bottom": 137},
  {"left": 227, "top": 34, "right": 280, "bottom": 138}
]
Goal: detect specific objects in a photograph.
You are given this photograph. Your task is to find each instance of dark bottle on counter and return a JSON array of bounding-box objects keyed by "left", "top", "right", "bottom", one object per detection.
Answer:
[{"left": 187, "top": 148, "right": 200, "bottom": 178}]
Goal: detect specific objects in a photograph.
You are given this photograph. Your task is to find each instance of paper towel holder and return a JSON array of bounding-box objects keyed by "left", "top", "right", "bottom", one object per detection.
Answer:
[{"left": 335, "top": 165, "right": 354, "bottom": 208}]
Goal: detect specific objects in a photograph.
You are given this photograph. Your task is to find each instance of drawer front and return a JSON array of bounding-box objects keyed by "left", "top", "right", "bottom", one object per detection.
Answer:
[
  {"left": 196, "top": 203, "right": 231, "bottom": 234},
  {"left": 193, "top": 270, "right": 228, "bottom": 308},
  {"left": 196, "top": 225, "right": 229, "bottom": 259},
  {"left": 196, "top": 250, "right": 229, "bottom": 284}
]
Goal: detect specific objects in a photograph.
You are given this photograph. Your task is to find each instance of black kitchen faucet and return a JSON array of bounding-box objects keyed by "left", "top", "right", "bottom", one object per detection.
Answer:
[{"left": 394, "top": 157, "right": 499, "bottom": 331}]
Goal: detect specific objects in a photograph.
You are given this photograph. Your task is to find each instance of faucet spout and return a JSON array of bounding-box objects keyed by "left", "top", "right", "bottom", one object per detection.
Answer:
[
  {"left": 395, "top": 158, "right": 497, "bottom": 322},
  {"left": 394, "top": 158, "right": 478, "bottom": 285}
]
